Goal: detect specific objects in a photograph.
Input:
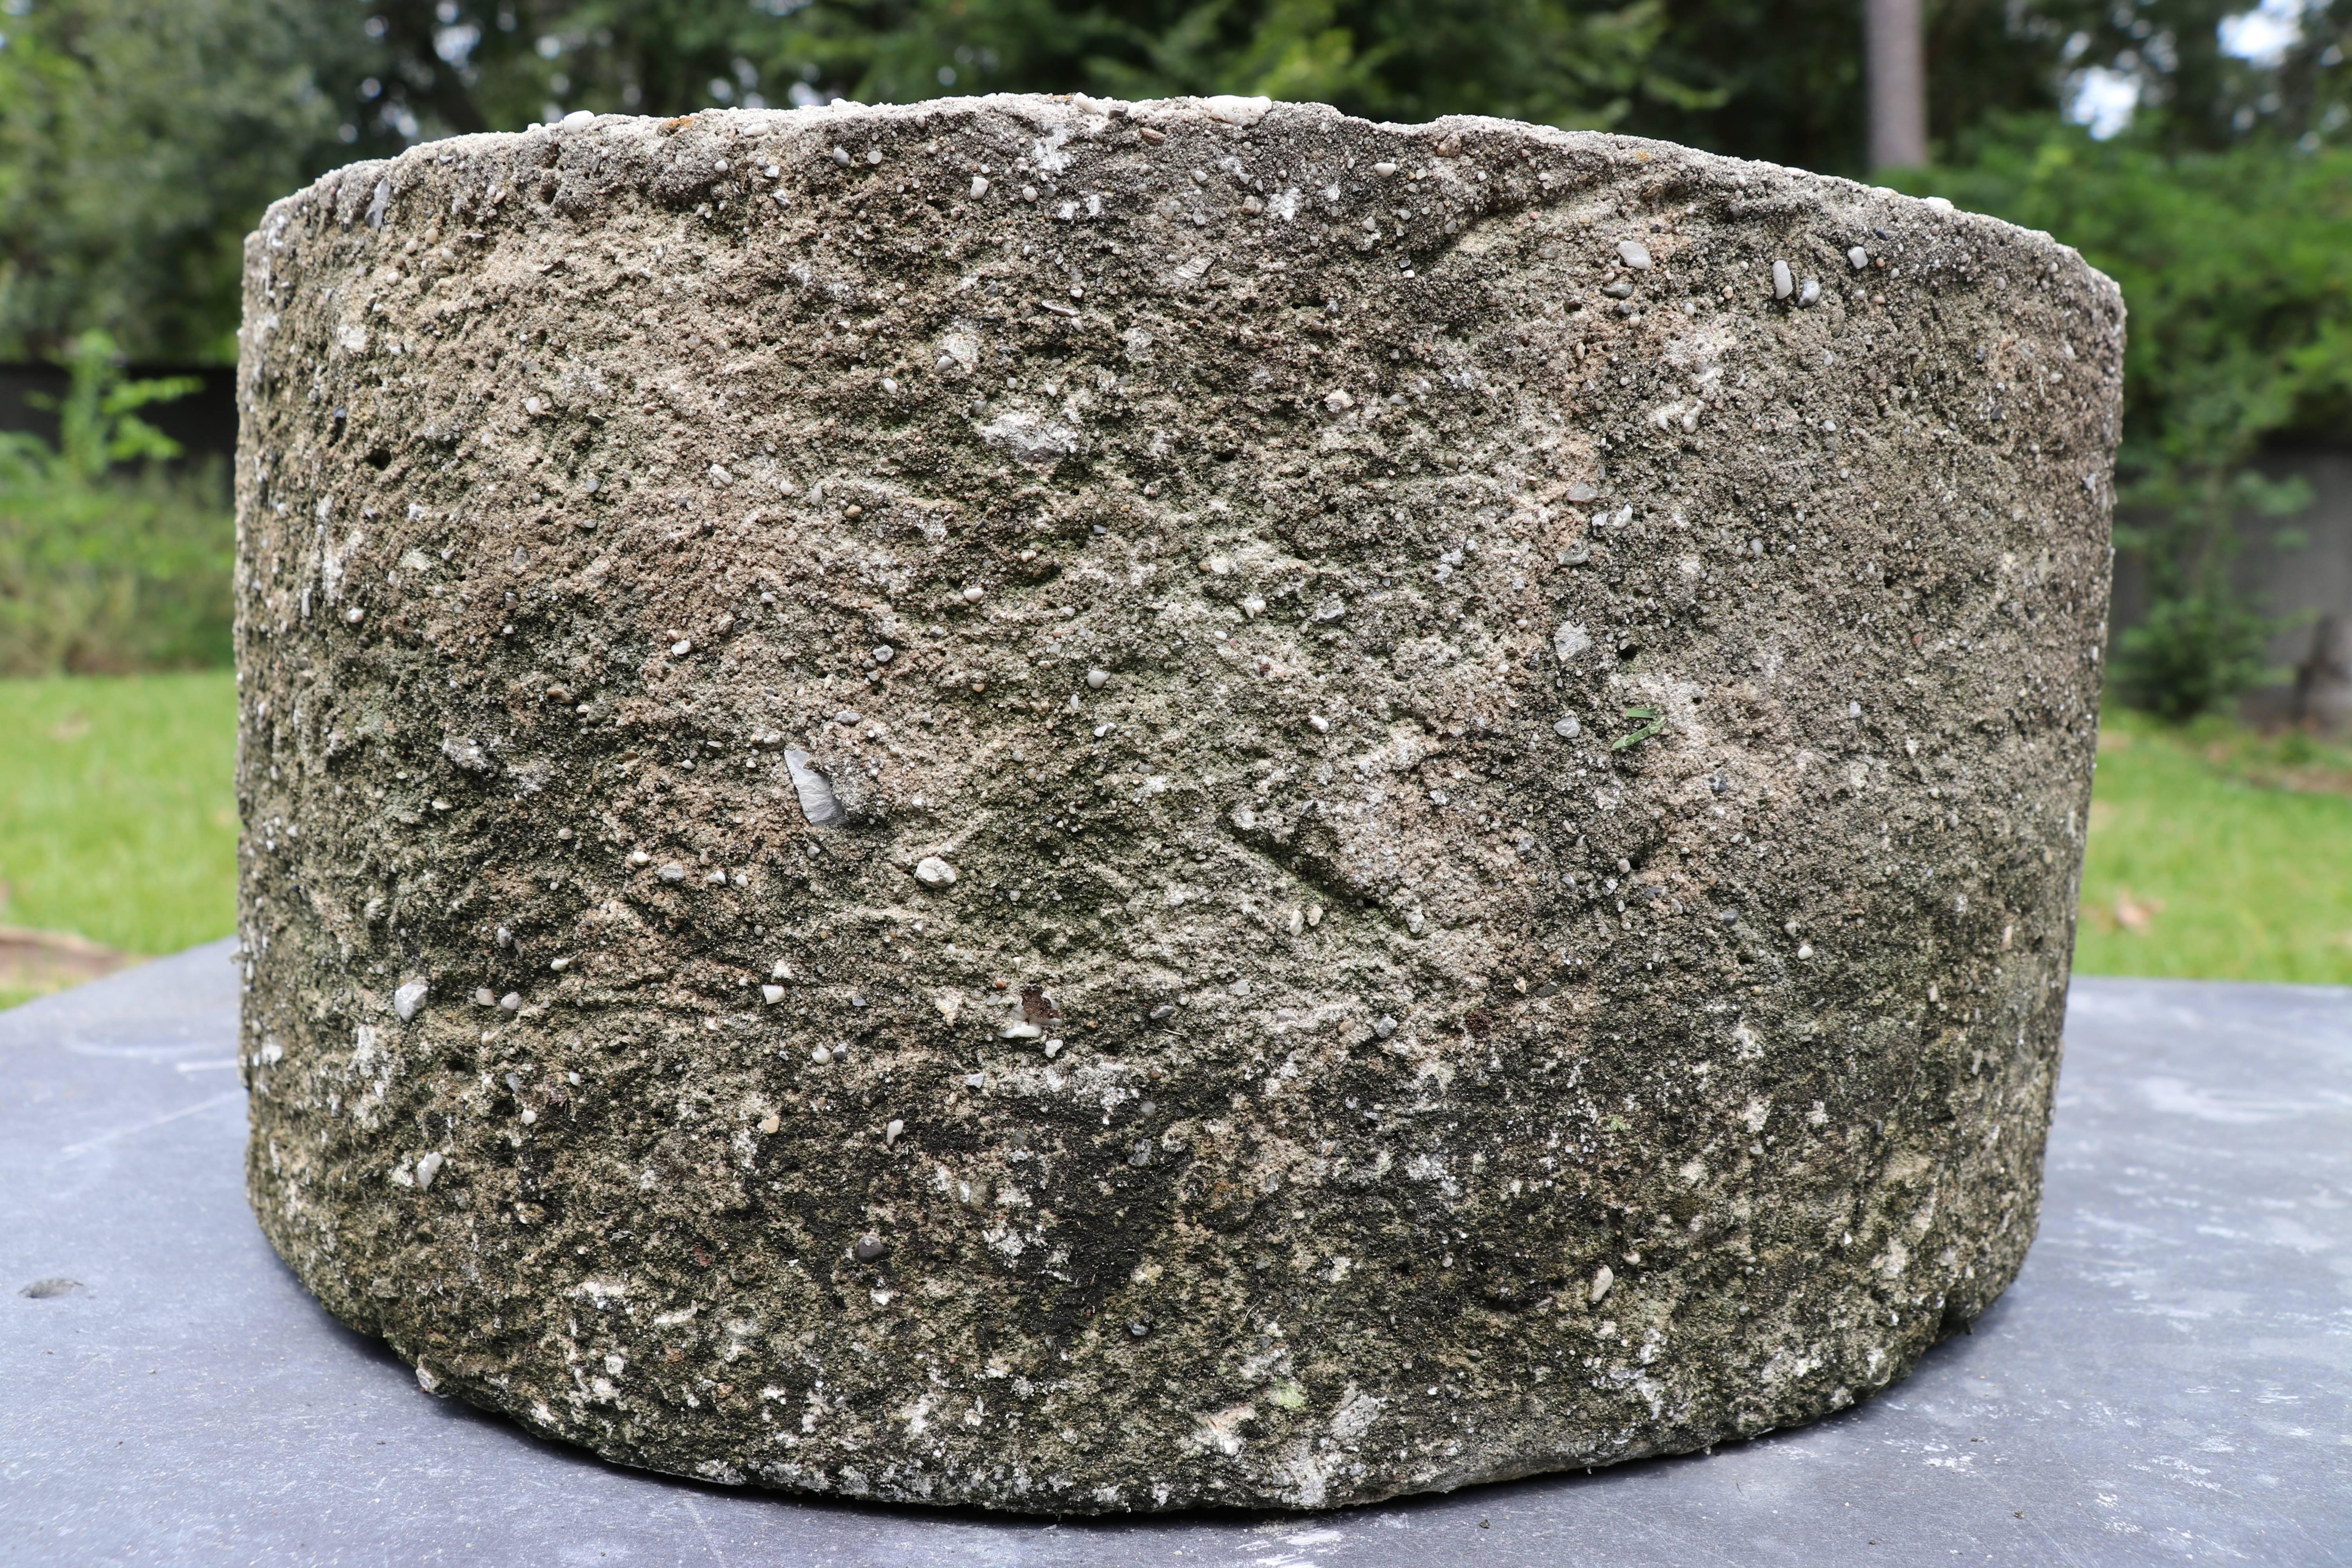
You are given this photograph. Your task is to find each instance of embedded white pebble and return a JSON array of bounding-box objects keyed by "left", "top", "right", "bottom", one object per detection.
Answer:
[
  {"left": 1553, "top": 715, "right": 1581, "bottom": 739},
  {"left": 784, "top": 749, "right": 844, "bottom": 827},
  {"left": 1591, "top": 1264, "right": 1615, "bottom": 1303},
  {"left": 1373, "top": 1015, "right": 1397, "bottom": 1039},
  {"left": 811, "top": 1045, "right": 833, "bottom": 1064},
  {"left": 970, "top": 175, "right": 989, "bottom": 198},
  {"left": 670, "top": 639, "right": 692, "bottom": 657},
  {"left": 1616, "top": 240, "right": 1653, "bottom": 270},
  {"left": 658, "top": 862, "right": 688, "bottom": 882},
  {"left": 414, "top": 1150, "right": 443, "bottom": 1189},
  {"left": 394, "top": 980, "right": 429, "bottom": 1023},
  {"left": 1848, "top": 246, "right": 1870, "bottom": 270},
  {"left": 475, "top": 987, "right": 497, "bottom": 1007},
  {"left": 914, "top": 855, "right": 960, "bottom": 889},
  {"left": 1086, "top": 668, "right": 1109, "bottom": 690},
  {"left": 872, "top": 645, "right": 895, "bottom": 663},
  {"left": 705, "top": 869, "right": 728, "bottom": 885},
  {"left": 628, "top": 849, "right": 652, "bottom": 866},
  {"left": 962, "top": 586, "right": 985, "bottom": 602},
  {"left": 886, "top": 1119, "right": 904, "bottom": 1146},
  {"left": 1309, "top": 714, "right": 1330, "bottom": 733},
  {"left": 499, "top": 993, "right": 521, "bottom": 1012},
  {"left": 1772, "top": 260, "right": 1794, "bottom": 299},
  {"left": 344, "top": 607, "right": 365, "bottom": 625},
  {"left": 1799, "top": 278, "right": 1821, "bottom": 307},
  {"left": 772, "top": 960, "right": 793, "bottom": 981},
  {"left": 762, "top": 984, "right": 786, "bottom": 1004}
]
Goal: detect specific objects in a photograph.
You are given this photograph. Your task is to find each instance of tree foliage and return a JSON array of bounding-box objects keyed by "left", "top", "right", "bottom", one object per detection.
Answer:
[
  {"left": 0, "top": 0, "right": 370, "bottom": 362},
  {"left": 1, "top": 0, "right": 2346, "bottom": 361}
]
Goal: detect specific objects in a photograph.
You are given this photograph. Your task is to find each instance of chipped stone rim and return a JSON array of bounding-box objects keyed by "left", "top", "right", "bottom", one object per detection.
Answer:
[{"left": 256, "top": 92, "right": 2112, "bottom": 311}]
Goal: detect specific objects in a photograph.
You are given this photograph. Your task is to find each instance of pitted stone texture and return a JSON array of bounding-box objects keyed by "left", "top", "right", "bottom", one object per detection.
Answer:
[{"left": 235, "top": 94, "right": 2122, "bottom": 1513}]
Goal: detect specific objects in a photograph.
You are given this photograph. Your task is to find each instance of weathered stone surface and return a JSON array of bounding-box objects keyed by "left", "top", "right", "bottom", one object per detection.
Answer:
[{"left": 235, "top": 94, "right": 2123, "bottom": 1512}]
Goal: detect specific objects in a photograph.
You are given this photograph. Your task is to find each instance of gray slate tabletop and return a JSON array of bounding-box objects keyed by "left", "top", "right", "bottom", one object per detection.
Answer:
[{"left": 4, "top": 943, "right": 2347, "bottom": 1566}]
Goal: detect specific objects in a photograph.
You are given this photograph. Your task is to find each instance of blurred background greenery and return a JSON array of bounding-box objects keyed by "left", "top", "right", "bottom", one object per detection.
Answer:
[{"left": 1, "top": 0, "right": 2349, "bottom": 997}]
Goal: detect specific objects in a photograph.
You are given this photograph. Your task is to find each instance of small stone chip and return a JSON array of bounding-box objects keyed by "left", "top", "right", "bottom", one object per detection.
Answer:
[
  {"left": 393, "top": 980, "right": 429, "bottom": 1023},
  {"left": 414, "top": 1151, "right": 444, "bottom": 1190},
  {"left": 1616, "top": 239, "right": 1653, "bottom": 270},
  {"left": 853, "top": 1233, "right": 888, "bottom": 1262},
  {"left": 1591, "top": 1264, "right": 1616, "bottom": 1303},
  {"left": 1772, "top": 259, "right": 1794, "bottom": 299},
  {"left": 914, "top": 856, "right": 960, "bottom": 889}
]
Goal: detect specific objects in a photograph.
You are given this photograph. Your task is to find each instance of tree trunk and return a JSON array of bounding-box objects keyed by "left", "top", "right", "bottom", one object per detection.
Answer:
[
  {"left": 2296, "top": 614, "right": 2352, "bottom": 734},
  {"left": 1866, "top": 0, "right": 1929, "bottom": 169}
]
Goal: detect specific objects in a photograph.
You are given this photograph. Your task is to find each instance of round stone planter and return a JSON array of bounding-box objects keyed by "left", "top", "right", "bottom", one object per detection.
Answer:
[{"left": 235, "top": 94, "right": 2122, "bottom": 1512}]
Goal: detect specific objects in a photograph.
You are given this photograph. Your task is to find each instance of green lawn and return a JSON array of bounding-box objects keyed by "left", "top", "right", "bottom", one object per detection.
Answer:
[
  {"left": 3, "top": 675, "right": 2350, "bottom": 1008},
  {"left": 2075, "top": 708, "right": 2352, "bottom": 985},
  {"left": 0, "top": 671, "right": 238, "bottom": 1005}
]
